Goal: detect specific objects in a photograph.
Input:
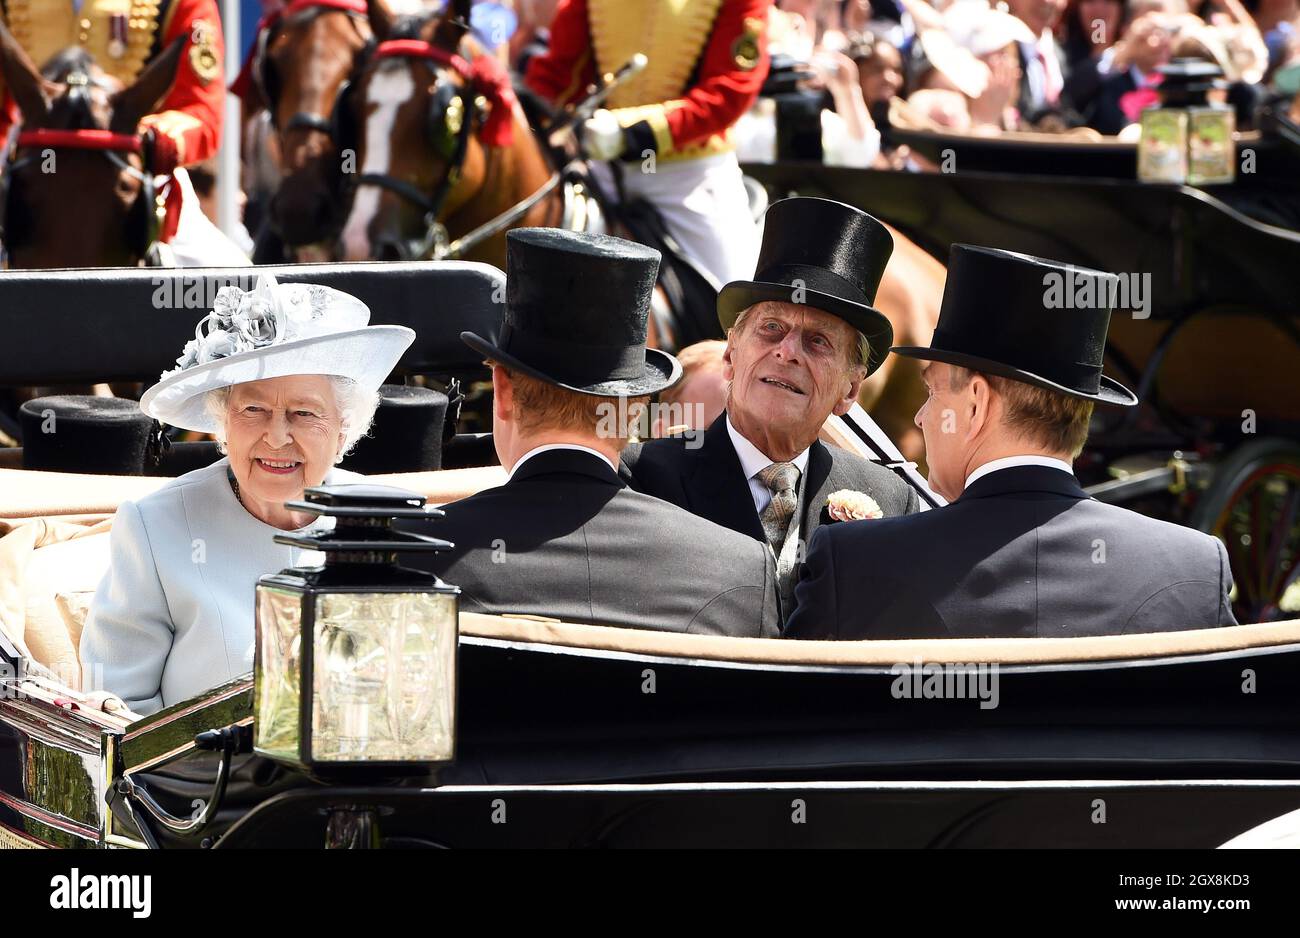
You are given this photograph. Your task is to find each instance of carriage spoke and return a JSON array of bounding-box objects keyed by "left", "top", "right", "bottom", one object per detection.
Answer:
[{"left": 1264, "top": 486, "right": 1300, "bottom": 604}]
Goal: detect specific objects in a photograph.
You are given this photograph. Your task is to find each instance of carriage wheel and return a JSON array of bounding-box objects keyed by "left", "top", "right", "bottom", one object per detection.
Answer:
[{"left": 1189, "top": 439, "right": 1300, "bottom": 623}]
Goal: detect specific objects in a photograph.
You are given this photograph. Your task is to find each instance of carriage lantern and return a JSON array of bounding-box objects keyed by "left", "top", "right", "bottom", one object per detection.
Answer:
[
  {"left": 1138, "top": 58, "right": 1235, "bottom": 187},
  {"left": 253, "top": 484, "right": 459, "bottom": 777}
]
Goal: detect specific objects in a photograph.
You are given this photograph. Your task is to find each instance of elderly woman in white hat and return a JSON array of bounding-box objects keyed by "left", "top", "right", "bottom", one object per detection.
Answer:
[{"left": 79, "top": 275, "right": 414, "bottom": 715}]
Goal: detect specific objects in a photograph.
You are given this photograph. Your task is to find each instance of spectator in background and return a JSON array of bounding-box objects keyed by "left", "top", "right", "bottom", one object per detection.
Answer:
[
  {"left": 918, "top": 3, "right": 1035, "bottom": 131},
  {"left": 1243, "top": 0, "right": 1298, "bottom": 74},
  {"left": 852, "top": 30, "right": 907, "bottom": 126},
  {"left": 1061, "top": 0, "right": 1129, "bottom": 67},
  {"left": 652, "top": 341, "right": 729, "bottom": 436},
  {"left": 1061, "top": 0, "right": 1131, "bottom": 114},
  {"left": 188, "top": 159, "right": 255, "bottom": 259},
  {"left": 510, "top": 0, "right": 560, "bottom": 72},
  {"left": 1084, "top": 2, "right": 1182, "bottom": 133},
  {"left": 907, "top": 87, "right": 976, "bottom": 130},
  {"left": 735, "top": 48, "right": 884, "bottom": 166},
  {"left": 1006, "top": 0, "right": 1071, "bottom": 117}
]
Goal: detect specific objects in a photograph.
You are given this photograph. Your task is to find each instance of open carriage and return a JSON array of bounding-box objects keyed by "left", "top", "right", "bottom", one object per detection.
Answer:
[{"left": 1, "top": 262, "right": 1298, "bottom": 849}]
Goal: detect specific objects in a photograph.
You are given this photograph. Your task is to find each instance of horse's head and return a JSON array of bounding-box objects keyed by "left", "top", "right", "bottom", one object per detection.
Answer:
[
  {"left": 0, "top": 23, "right": 184, "bottom": 268},
  {"left": 338, "top": 0, "right": 485, "bottom": 261},
  {"left": 256, "top": 0, "right": 372, "bottom": 248}
]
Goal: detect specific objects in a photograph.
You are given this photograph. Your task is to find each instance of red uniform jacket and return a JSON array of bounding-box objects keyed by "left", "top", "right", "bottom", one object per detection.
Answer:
[
  {"left": 526, "top": 0, "right": 770, "bottom": 161},
  {"left": 0, "top": 0, "right": 225, "bottom": 166}
]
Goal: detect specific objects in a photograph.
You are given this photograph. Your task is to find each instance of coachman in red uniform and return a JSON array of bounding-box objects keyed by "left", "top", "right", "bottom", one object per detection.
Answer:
[{"left": 526, "top": 0, "right": 772, "bottom": 288}]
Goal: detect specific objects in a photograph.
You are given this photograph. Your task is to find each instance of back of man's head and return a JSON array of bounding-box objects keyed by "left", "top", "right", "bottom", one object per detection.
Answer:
[
  {"left": 492, "top": 363, "right": 650, "bottom": 468},
  {"left": 952, "top": 366, "right": 1094, "bottom": 458}
]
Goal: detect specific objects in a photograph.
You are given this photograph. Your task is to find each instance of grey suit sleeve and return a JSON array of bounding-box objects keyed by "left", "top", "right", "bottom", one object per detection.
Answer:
[
  {"left": 783, "top": 525, "right": 840, "bottom": 639},
  {"left": 1215, "top": 537, "right": 1239, "bottom": 627},
  {"left": 903, "top": 483, "right": 921, "bottom": 516},
  {"left": 79, "top": 501, "right": 173, "bottom": 714}
]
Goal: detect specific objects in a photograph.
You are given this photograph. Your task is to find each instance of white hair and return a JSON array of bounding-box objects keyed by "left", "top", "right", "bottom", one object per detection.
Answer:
[{"left": 204, "top": 376, "right": 381, "bottom": 464}]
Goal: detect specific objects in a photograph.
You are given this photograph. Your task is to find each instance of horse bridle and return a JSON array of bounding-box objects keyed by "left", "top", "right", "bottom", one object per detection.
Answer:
[
  {"left": 0, "top": 116, "right": 170, "bottom": 266},
  {"left": 349, "top": 39, "right": 482, "bottom": 261},
  {"left": 351, "top": 39, "right": 563, "bottom": 262}
]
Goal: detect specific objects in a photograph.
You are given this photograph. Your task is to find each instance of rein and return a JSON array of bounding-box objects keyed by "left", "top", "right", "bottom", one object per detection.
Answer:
[{"left": 1, "top": 127, "right": 172, "bottom": 265}]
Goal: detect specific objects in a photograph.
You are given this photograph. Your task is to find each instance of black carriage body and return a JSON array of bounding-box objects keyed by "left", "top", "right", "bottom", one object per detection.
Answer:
[
  {"left": 8, "top": 623, "right": 1300, "bottom": 848},
  {"left": 203, "top": 630, "right": 1300, "bottom": 848}
]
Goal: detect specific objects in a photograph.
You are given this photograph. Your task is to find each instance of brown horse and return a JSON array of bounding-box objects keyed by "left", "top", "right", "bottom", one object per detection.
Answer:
[
  {"left": 0, "top": 25, "right": 185, "bottom": 269},
  {"left": 333, "top": 0, "right": 941, "bottom": 463},
  {"left": 249, "top": 0, "right": 372, "bottom": 255},
  {"left": 336, "top": 0, "right": 563, "bottom": 264}
]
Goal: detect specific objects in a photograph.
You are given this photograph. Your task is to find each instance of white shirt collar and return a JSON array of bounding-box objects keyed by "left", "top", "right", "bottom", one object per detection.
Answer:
[
  {"left": 965, "top": 455, "right": 1074, "bottom": 491},
  {"left": 725, "top": 414, "right": 810, "bottom": 479},
  {"left": 510, "top": 443, "right": 617, "bottom": 478}
]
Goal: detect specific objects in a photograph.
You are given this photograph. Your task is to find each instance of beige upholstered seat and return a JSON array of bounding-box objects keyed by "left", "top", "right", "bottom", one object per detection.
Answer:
[{"left": 1, "top": 465, "right": 1294, "bottom": 695}]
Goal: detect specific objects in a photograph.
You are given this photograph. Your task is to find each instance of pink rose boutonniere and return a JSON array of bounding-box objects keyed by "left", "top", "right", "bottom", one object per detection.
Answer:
[{"left": 826, "top": 490, "right": 883, "bottom": 522}]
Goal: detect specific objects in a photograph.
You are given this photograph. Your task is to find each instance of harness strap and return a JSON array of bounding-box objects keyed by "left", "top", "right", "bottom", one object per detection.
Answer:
[
  {"left": 440, "top": 171, "right": 562, "bottom": 260},
  {"left": 15, "top": 129, "right": 142, "bottom": 152},
  {"left": 373, "top": 39, "right": 517, "bottom": 147}
]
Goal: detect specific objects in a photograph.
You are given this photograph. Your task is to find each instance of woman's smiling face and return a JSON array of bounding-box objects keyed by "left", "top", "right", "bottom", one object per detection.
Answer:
[{"left": 223, "top": 375, "right": 344, "bottom": 528}]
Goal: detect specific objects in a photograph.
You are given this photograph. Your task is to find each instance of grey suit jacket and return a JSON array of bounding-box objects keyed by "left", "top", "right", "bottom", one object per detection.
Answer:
[
  {"left": 785, "top": 466, "right": 1238, "bottom": 639},
  {"left": 619, "top": 412, "right": 919, "bottom": 554},
  {"left": 404, "top": 448, "right": 782, "bottom": 638}
]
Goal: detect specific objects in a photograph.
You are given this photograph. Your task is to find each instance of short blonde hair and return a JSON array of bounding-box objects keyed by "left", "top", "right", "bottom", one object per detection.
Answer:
[
  {"left": 950, "top": 367, "right": 1094, "bottom": 458},
  {"left": 660, "top": 340, "right": 726, "bottom": 407},
  {"left": 731, "top": 302, "right": 869, "bottom": 373},
  {"left": 497, "top": 364, "right": 649, "bottom": 450}
]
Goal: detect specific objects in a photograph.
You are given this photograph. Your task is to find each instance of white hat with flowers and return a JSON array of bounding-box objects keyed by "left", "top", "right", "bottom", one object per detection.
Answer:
[{"left": 140, "top": 273, "right": 415, "bottom": 433}]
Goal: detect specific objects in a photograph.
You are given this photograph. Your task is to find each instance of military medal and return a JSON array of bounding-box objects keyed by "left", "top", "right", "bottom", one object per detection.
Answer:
[
  {"left": 732, "top": 17, "right": 763, "bottom": 71},
  {"left": 108, "top": 13, "right": 128, "bottom": 58},
  {"left": 189, "top": 20, "right": 221, "bottom": 85}
]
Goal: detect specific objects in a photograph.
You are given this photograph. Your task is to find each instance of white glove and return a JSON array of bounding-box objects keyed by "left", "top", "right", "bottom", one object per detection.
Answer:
[{"left": 582, "top": 109, "right": 627, "bottom": 161}]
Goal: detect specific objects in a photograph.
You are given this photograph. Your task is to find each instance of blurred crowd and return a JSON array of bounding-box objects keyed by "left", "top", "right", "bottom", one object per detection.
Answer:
[{"left": 725, "top": 0, "right": 1300, "bottom": 168}]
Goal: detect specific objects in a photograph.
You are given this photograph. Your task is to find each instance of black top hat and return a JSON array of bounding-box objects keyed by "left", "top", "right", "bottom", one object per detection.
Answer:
[
  {"left": 341, "top": 384, "right": 449, "bottom": 474},
  {"left": 717, "top": 197, "right": 896, "bottom": 376},
  {"left": 20, "top": 395, "right": 154, "bottom": 475},
  {"left": 892, "top": 244, "right": 1138, "bottom": 406},
  {"left": 461, "top": 229, "right": 682, "bottom": 397}
]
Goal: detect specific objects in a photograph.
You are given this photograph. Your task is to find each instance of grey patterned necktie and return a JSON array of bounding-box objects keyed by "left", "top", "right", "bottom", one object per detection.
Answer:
[{"left": 757, "top": 462, "right": 802, "bottom": 608}]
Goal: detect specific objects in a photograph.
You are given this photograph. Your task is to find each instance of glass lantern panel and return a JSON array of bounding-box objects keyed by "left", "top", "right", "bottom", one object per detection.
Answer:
[
  {"left": 1138, "top": 108, "right": 1189, "bottom": 184},
  {"left": 311, "top": 592, "right": 457, "bottom": 762},
  {"left": 254, "top": 586, "right": 305, "bottom": 762},
  {"left": 1186, "top": 107, "right": 1235, "bottom": 186}
]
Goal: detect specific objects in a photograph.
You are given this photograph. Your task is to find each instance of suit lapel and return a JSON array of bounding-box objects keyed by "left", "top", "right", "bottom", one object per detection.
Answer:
[
  {"left": 798, "top": 439, "right": 833, "bottom": 539},
  {"left": 683, "top": 415, "right": 766, "bottom": 541}
]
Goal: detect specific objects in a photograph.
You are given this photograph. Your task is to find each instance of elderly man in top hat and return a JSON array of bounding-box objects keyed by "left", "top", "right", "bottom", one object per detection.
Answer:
[
  {"left": 786, "top": 245, "right": 1237, "bottom": 640},
  {"left": 620, "top": 197, "right": 920, "bottom": 613},
  {"left": 402, "top": 228, "right": 781, "bottom": 638}
]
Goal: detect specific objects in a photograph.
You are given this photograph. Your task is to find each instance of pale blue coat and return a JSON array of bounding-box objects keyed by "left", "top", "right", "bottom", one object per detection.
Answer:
[{"left": 80, "top": 458, "right": 360, "bottom": 715}]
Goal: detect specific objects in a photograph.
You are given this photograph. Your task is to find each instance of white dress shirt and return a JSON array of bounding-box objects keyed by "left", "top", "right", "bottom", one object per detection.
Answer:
[
  {"left": 726, "top": 415, "right": 811, "bottom": 514},
  {"left": 964, "top": 454, "right": 1074, "bottom": 491},
  {"left": 510, "top": 443, "right": 617, "bottom": 477}
]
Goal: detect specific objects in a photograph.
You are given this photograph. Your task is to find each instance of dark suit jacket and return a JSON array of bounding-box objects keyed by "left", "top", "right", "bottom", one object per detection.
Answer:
[
  {"left": 619, "top": 414, "right": 919, "bottom": 554},
  {"left": 1086, "top": 68, "right": 1141, "bottom": 136},
  {"left": 785, "top": 466, "right": 1238, "bottom": 639},
  {"left": 402, "top": 448, "right": 781, "bottom": 638}
]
